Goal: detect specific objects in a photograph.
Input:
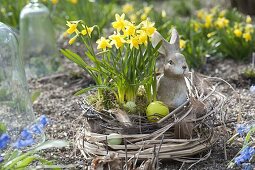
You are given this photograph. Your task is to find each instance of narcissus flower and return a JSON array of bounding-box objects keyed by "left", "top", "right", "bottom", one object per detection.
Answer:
[
  {"left": 128, "top": 36, "right": 140, "bottom": 49},
  {"left": 51, "top": 0, "right": 58, "bottom": 5},
  {"left": 96, "top": 37, "right": 112, "bottom": 51},
  {"left": 140, "top": 13, "right": 147, "bottom": 21},
  {"left": 179, "top": 39, "right": 186, "bottom": 49},
  {"left": 215, "top": 17, "right": 229, "bottom": 28},
  {"left": 69, "top": 0, "right": 78, "bottom": 4},
  {"left": 196, "top": 10, "right": 205, "bottom": 19},
  {"left": 161, "top": 10, "right": 166, "bottom": 18},
  {"left": 66, "top": 21, "right": 79, "bottom": 34},
  {"left": 124, "top": 22, "right": 136, "bottom": 36},
  {"left": 144, "top": 6, "right": 152, "bottom": 14},
  {"left": 129, "top": 14, "right": 137, "bottom": 23},
  {"left": 137, "top": 30, "right": 148, "bottom": 45},
  {"left": 81, "top": 25, "right": 94, "bottom": 37},
  {"left": 109, "top": 34, "right": 126, "bottom": 49},
  {"left": 246, "top": 15, "right": 252, "bottom": 23},
  {"left": 219, "top": 10, "right": 226, "bottom": 17},
  {"left": 112, "top": 13, "right": 127, "bottom": 32},
  {"left": 234, "top": 29, "right": 242, "bottom": 37},
  {"left": 69, "top": 35, "right": 78, "bottom": 45},
  {"left": 192, "top": 21, "right": 201, "bottom": 32},
  {"left": 245, "top": 24, "right": 254, "bottom": 33},
  {"left": 207, "top": 32, "right": 215, "bottom": 38},
  {"left": 204, "top": 14, "right": 213, "bottom": 28},
  {"left": 122, "top": 3, "right": 134, "bottom": 14},
  {"left": 243, "top": 32, "right": 252, "bottom": 42},
  {"left": 141, "top": 19, "right": 156, "bottom": 37}
]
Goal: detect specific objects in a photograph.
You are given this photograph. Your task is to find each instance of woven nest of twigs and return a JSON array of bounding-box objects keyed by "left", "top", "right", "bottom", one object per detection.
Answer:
[{"left": 75, "top": 72, "right": 235, "bottom": 165}]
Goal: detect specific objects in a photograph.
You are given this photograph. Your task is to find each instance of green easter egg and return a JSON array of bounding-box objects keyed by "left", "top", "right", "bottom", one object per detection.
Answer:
[
  {"left": 146, "top": 101, "right": 169, "bottom": 122},
  {"left": 107, "top": 133, "right": 122, "bottom": 145}
]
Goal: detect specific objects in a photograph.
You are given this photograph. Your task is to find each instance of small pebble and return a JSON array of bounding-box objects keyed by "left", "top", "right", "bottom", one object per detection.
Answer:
[{"left": 249, "top": 85, "right": 255, "bottom": 94}]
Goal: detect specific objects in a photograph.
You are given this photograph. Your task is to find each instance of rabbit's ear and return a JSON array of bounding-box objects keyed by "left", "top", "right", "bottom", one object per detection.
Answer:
[
  {"left": 151, "top": 31, "right": 169, "bottom": 55},
  {"left": 169, "top": 28, "right": 180, "bottom": 52}
]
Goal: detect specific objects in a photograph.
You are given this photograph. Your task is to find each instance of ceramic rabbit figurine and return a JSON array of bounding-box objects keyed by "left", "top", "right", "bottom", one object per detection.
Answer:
[{"left": 152, "top": 28, "right": 189, "bottom": 109}]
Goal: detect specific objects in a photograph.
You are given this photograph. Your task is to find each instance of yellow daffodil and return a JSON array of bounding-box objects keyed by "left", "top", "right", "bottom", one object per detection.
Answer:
[
  {"left": 70, "top": 0, "right": 78, "bottom": 4},
  {"left": 66, "top": 21, "right": 79, "bottom": 34},
  {"left": 129, "top": 14, "right": 137, "bottom": 23},
  {"left": 243, "top": 32, "right": 252, "bottom": 42},
  {"left": 124, "top": 22, "right": 136, "bottom": 36},
  {"left": 141, "top": 19, "right": 156, "bottom": 37},
  {"left": 109, "top": 34, "right": 126, "bottom": 49},
  {"left": 144, "top": 6, "right": 152, "bottom": 14},
  {"left": 246, "top": 15, "right": 252, "bottom": 23},
  {"left": 140, "top": 13, "right": 147, "bottom": 21},
  {"left": 204, "top": 14, "right": 213, "bottom": 28},
  {"left": 122, "top": 3, "right": 134, "bottom": 13},
  {"left": 51, "top": 0, "right": 58, "bottom": 5},
  {"left": 210, "top": 7, "right": 218, "bottom": 16},
  {"left": 234, "top": 22, "right": 240, "bottom": 29},
  {"left": 245, "top": 24, "right": 254, "bottom": 33},
  {"left": 137, "top": 30, "right": 148, "bottom": 45},
  {"left": 192, "top": 21, "right": 200, "bottom": 32},
  {"left": 128, "top": 36, "right": 140, "bottom": 49},
  {"left": 233, "top": 29, "right": 242, "bottom": 37},
  {"left": 219, "top": 10, "right": 226, "bottom": 17},
  {"left": 207, "top": 32, "right": 215, "bottom": 38},
  {"left": 69, "top": 35, "right": 78, "bottom": 45},
  {"left": 161, "top": 10, "right": 166, "bottom": 18},
  {"left": 196, "top": 10, "right": 205, "bottom": 20},
  {"left": 112, "top": 13, "right": 127, "bottom": 32},
  {"left": 96, "top": 37, "right": 112, "bottom": 51},
  {"left": 81, "top": 25, "right": 94, "bottom": 37},
  {"left": 215, "top": 17, "right": 229, "bottom": 29},
  {"left": 179, "top": 39, "right": 186, "bottom": 49}
]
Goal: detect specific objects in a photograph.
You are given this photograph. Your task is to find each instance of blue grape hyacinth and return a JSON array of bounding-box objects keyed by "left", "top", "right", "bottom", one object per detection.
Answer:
[
  {"left": 39, "top": 115, "right": 48, "bottom": 128},
  {"left": 242, "top": 163, "right": 253, "bottom": 170},
  {"left": 14, "top": 129, "right": 34, "bottom": 149},
  {"left": 235, "top": 146, "right": 255, "bottom": 166},
  {"left": 0, "top": 115, "right": 49, "bottom": 163},
  {"left": 236, "top": 124, "right": 250, "bottom": 137},
  {"left": 13, "top": 115, "right": 49, "bottom": 149},
  {"left": 0, "top": 133, "right": 10, "bottom": 150}
]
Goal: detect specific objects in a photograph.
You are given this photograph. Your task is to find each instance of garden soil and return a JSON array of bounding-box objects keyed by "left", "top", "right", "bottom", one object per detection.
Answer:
[{"left": 30, "top": 45, "right": 254, "bottom": 169}]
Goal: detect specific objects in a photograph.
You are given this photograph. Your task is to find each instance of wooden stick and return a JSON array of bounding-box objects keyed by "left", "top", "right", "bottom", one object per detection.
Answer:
[{"left": 157, "top": 100, "right": 189, "bottom": 124}]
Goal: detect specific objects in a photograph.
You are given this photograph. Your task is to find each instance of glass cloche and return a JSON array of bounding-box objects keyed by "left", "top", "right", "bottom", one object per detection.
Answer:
[
  {"left": 0, "top": 22, "right": 44, "bottom": 148},
  {"left": 19, "top": 0, "right": 59, "bottom": 79}
]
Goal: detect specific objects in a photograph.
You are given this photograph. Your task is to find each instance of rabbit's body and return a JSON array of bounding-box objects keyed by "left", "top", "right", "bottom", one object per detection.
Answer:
[{"left": 157, "top": 74, "right": 187, "bottom": 108}]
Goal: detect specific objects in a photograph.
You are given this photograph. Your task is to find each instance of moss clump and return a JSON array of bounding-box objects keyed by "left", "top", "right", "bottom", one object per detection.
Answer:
[
  {"left": 86, "top": 89, "right": 149, "bottom": 116},
  {"left": 123, "top": 101, "right": 137, "bottom": 113},
  {"left": 243, "top": 68, "right": 255, "bottom": 79}
]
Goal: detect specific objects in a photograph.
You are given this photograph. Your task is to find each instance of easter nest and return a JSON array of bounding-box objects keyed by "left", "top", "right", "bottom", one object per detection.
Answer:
[{"left": 75, "top": 72, "right": 236, "bottom": 165}]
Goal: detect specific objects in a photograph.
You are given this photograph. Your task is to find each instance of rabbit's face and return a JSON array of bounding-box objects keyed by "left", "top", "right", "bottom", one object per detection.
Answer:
[
  {"left": 151, "top": 29, "right": 189, "bottom": 77},
  {"left": 164, "top": 53, "right": 188, "bottom": 77}
]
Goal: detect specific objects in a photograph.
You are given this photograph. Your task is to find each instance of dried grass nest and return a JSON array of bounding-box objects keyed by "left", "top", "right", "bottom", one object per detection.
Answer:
[{"left": 75, "top": 72, "right": 236, "bottom": 164}]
